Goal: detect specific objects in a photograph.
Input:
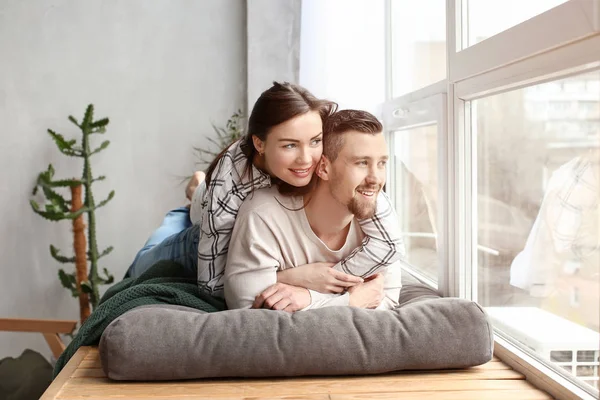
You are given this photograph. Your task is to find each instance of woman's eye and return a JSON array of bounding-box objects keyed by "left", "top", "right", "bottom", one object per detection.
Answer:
[
  {"left": 283, "top": 143, "right": 296, "bottom": 149},
  {"left": 311, "top": 138, "right": 322, "bottom": 146}
]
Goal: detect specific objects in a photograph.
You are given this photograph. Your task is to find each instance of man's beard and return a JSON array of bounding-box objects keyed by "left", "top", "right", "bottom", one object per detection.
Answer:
[{"left": 347, "top": 188, "right": 379, "bottom": 219}]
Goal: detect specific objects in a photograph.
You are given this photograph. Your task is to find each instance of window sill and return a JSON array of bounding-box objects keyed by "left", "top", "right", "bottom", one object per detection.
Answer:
[{"left": 494, "top": 334, "right": 598, "bottom": 400}]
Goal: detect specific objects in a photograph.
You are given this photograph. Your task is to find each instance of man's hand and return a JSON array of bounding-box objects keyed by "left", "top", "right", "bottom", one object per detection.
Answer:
[
  {"left": 277, "top": 262, "right": 363, "bottom": 293},
  {"left": 252, "top": 283, "right": 311, "bottom": 313},
  {"left": 347, "top": 273, "right": 385, "bottom": 309},
  {"left": 185, "top": 171, "right": 206, "bottom": 201}
]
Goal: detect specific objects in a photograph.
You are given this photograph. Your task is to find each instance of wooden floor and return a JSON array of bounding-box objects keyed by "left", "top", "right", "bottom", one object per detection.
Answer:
[{"left": 41, "top": 347, "right": 553, "bottom": 399}]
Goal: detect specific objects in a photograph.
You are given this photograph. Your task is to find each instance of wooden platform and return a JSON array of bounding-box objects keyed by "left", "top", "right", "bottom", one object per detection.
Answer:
[{"left": 41, "top": 347, "right": 553, "bottom": 399}]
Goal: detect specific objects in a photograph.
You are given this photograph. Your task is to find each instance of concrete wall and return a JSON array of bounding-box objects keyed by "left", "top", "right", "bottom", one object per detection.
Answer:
[
  {"left": 0, "top": 0, "right": 247, "bottom": 359},
  {"left": 247, "top": 0, "right": 301, "bottom": 108}
]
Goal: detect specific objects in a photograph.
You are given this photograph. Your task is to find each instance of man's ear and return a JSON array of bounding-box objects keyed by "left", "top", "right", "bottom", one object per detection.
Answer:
[
  {"left": 252, "top": 135, "right": 265, "bottom": 155},
  {"left": 317, "top": 156, "right": 332, "bottom": 181}
]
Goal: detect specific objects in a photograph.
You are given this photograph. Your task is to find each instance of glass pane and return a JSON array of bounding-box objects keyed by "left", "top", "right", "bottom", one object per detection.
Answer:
[
  {"left": 393, "top": 125, "right": 439, "bottom": 282},
  {"left": 474, "top": 70, "right": 600, "bottom": 393},
  {"left": 578, "top": 350, "right": 599, "bottom": 362},
  {"left": 465, "top": 0, "right": 568, "bottom": 47},
  {"left": 390, "top": 0, "right": 446, "bottom": 97}
]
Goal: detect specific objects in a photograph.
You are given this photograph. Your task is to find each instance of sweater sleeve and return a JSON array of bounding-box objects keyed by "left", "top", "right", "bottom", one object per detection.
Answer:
[
  {"left": 224, "top": 211, "right": 281, "bottom": 309},
  {"left": 334, "top": 191, "right": 405, "bottom": 278}
]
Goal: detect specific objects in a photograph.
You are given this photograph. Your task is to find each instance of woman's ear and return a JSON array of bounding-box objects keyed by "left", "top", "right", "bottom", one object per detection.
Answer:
[
  {"left": 252, "top": 135, "right": 265, "bottom": 156},
  {"left": 316, "top": 156, "right": 331, "bottom": 181}
]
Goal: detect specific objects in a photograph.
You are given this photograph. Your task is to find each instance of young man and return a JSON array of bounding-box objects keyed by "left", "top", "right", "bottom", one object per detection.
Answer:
[{"left": 225, "top": 110, "right": 403, "bottom": 311}]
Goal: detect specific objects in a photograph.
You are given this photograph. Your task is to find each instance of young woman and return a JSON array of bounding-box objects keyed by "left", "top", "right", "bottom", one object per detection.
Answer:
[{"left": 126, "top": 82, "right": 404, "bottom": 300}]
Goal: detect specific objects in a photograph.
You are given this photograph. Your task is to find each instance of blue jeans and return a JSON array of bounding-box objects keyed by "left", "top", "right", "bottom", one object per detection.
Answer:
[{"left": 125, "top": 207, "right": 200, "bottom": 278}]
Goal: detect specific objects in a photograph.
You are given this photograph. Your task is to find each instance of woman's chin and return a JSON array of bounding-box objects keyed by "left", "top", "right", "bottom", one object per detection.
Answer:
[{"left": 283, "top": 174, "right": 313, "bottom": 187}]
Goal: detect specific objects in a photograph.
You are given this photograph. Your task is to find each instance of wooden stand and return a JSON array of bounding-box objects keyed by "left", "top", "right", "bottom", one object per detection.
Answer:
[
  {"left": 40, "top": 347, "right": 553, "bottom": 400},
  {"left": 0, "top": 317, "right": 77, "bottom": 359}
]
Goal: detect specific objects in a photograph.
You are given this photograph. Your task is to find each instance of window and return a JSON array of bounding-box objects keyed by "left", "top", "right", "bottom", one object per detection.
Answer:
[
  {"left": 464, "top": 0, "right": 568, "bottom": 47},
  {"left": 390, "top": 0, "right": 446, "bottom": 97},
  {"left": 473, "top": 70, "right": 600, "bottom": 392},
  {"left": 392, "top": 124, "right": 439, "bottom": 282},
  {"left": 378, "top": 0, "right": 600, "bottom": 397}
]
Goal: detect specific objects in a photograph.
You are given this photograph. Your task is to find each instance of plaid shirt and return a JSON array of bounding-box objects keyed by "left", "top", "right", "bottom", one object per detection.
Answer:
[
  {"left": 194, "top": 139, "right": 405, "bottom": 298},
  {"left": 510, "top": 156, "right": 599, "bottom": 296}
]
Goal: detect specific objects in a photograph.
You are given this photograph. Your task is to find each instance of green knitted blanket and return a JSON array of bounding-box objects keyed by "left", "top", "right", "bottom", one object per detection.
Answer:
[{"left": 53, "top": 260, "right": 225, "bottom": 377}]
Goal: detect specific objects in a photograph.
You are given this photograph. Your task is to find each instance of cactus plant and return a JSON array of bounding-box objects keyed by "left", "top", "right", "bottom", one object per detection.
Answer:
[{"left": 30, "top": 104, "right": 115, "bottom": 323}]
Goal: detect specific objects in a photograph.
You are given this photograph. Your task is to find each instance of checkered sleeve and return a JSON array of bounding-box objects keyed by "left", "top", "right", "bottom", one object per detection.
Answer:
[
  {"left": 335, "top": 191, "right": 405, "bottom": 277},
  {"left": 196, "top": 142, "right": 269, "bottom": 297}
]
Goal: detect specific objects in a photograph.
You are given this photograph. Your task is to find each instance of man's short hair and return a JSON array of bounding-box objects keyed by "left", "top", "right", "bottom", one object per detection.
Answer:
[{"left": 323, "top": 110, "right": 383, "bottom": 162}]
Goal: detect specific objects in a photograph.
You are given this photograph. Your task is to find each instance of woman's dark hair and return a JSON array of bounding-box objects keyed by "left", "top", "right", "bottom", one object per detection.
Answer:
[{"left": 205, "top": 82, "right": 337, "bottom": 190}]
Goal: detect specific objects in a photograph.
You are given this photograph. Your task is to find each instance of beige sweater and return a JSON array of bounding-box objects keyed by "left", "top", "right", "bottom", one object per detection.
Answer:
[{"left": 224, "top": 186, "right": 402, "bottom": 310}]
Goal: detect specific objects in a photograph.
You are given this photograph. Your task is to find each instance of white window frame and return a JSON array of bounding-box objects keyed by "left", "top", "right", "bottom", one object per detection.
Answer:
[
  {"left": 383, "top": 0, "right": 600, "bottom": 398},
  {"left": 383, "top": 84, "right": 449, "bottom": 293},
  {"left": 450, "top": 0, "right": 600, "bottom": 82}
]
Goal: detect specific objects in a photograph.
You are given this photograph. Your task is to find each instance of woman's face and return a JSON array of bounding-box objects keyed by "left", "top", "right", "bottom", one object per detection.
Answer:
[{"left": 253, "top": 111, "right": 323, "bottom": 187}]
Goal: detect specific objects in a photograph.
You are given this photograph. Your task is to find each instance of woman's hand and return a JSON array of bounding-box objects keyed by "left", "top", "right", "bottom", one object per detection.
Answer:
[
  {"left": 252, "top": 283, "right": 311, "bottom": 313},
  {"left": 277, "top": 262, "right": 363, "bottom": 294}
]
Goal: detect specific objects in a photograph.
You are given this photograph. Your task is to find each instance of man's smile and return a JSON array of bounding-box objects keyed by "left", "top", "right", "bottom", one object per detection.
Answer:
[{"left": 356, "top": 186, "right": 380, "bottom": 199}]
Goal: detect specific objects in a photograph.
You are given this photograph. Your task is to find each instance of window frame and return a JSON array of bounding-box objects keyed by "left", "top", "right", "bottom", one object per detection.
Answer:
[
  {"left": 383, "top": 86, "right": 448, "bottom": 293},
  {"left": 383, "top": 0, "right": 600, "bottom": 398}
]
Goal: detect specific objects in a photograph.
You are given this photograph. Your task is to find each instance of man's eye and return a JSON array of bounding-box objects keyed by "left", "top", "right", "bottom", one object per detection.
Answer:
[
  {"left": 357, "top": 160, "right": 368, "bottom": 166},
  {"left": 378, "top": 160, "right": 388, "bottom": 167}
]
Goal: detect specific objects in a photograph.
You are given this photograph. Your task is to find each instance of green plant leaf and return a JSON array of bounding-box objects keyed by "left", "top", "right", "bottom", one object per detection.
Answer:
[
  {"left": 47, "top": 129, "right": 76, "bottom": 152},
  {"left": 99, "top": 268, "right": 114, "bottom": 285},
  {"left": 90, "top": 140, "right": 110, "bottom": 155},
  {"left": 96, "top": 246, "right": 114, "bottom": 260},
  {"left": 50, "top": 245, "right": 75, "bottom": 263},
  {"left": 42, "top": 186, "right": 69, "bottom": 213},
  {"left": 90, "top": 118, "right": 109, "bottom": 129},
  {"left": 94, "top": 190, "right": 115, "bottom": 209},
  {"left": 80, "top": 281, "right": 93, "bottom": 294},
  {"left": 68, "top": 115, "right": 80, "bottom": 127},
  {"left": 91, "top": 175, "right": 106, "bottom": 183},
  {"left": 31, "top": 203, "right": 66, "bottom": 221},
  {"left": 61, "top": 207, "right": 90, "bottom": 220},
  {"left": 43, "top": 178, "right": 83, "bottom": 188},
  {"left": 82, "top": 104, "right": 94, "bottom": 130},
  {"left": 58, "top": 269, "right": 75, "bottom": 290}
]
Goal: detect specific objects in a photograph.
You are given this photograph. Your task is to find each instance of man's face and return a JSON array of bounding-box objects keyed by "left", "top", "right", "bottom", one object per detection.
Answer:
[{"left": 325, "top": 130, "right": 388, "bottom": 219}]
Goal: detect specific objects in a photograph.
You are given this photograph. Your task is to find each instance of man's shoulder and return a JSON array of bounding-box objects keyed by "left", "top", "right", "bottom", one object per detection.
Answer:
[{"left": 238, "top": 186, "right": 301, "bottom": 218}]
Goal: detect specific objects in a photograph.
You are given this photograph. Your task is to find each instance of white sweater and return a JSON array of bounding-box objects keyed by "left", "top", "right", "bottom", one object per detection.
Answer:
[{"left": 224, "top": 186, "right": 402, "bottom": 310}]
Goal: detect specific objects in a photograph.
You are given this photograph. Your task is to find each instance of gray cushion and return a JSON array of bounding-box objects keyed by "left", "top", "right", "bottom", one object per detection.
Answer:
[{"left": 99, "top": 284, "right": 493, "bottom": 380}]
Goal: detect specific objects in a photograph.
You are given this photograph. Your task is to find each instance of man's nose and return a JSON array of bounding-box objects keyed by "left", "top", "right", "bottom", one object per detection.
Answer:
[{"left": 366, "top": 166, "right": 384, "bottom": 185}]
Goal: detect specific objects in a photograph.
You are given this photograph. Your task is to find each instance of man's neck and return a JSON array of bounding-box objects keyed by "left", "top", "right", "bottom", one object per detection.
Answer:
[{"left": 303, "top": 182, "right": 353, "bottom": 250}]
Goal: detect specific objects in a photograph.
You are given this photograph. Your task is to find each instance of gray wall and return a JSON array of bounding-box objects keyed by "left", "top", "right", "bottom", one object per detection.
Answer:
[
  {"left": 0, "top": 0, "right": 248, "bottom": 359},
  {"left": 247, "top": 0, "right": 301, "bottom": 108}
]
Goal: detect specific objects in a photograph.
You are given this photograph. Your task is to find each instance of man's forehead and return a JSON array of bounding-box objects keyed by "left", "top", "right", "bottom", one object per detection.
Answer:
[{"left": 339, "top": 130, "right": 388, "bottom": 158}]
